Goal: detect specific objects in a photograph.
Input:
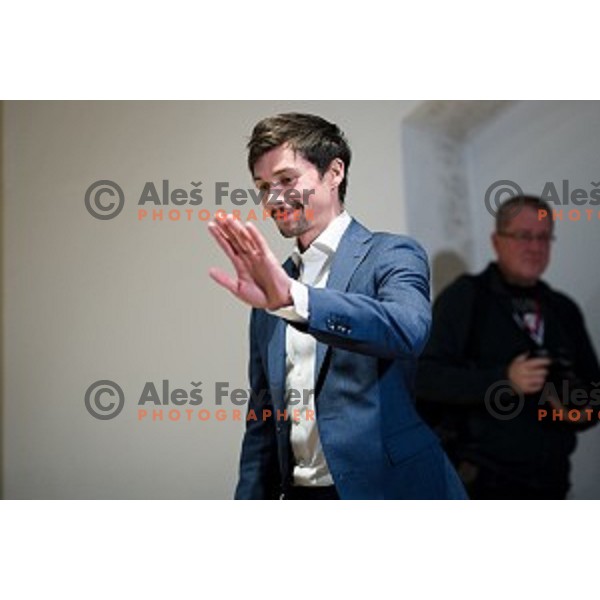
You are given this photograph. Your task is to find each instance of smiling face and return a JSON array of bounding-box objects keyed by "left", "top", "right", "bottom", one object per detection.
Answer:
[
  {"left": 492, "top": 207, "right": 553, "bottom": 286},
  {"left": 252, "top": 143, "right": 345, "bottom": 250}
]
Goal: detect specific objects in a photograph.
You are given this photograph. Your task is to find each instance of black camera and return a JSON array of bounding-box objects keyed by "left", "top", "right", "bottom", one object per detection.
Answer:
[{"left": 529, "top": 347, "right": 588, "bottom": 395}]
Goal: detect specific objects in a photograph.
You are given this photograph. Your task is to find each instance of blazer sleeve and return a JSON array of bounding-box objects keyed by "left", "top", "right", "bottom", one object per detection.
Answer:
[
  {"left": 292, "top": 235, "right": 432, "bottom": 360},
  {"left": 234, "top": 309, "right": 281, "bottom": 499}
]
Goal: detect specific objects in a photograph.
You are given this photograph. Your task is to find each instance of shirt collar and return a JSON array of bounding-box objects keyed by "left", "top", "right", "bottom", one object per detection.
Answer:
[{"left": 291, "top": 211, "right": 352, "bottom": 267}]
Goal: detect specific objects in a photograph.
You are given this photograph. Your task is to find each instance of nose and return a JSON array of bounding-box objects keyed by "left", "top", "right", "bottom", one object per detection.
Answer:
[{"left": 263, "top": 191, "right": 285, "bottom": 209}]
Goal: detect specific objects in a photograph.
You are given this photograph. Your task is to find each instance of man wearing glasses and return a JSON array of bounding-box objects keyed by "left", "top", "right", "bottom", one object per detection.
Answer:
[{"left": 417, "top": 196, "right": 600, "bottom": 499}]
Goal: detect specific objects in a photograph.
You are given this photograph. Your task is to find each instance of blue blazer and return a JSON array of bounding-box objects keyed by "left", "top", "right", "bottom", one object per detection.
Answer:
[{"left": 235, "top": 218, "right": 467, "bottom": 499}]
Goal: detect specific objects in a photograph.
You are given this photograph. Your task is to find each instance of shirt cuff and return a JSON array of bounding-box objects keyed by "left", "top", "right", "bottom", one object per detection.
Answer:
[{"left": 266, "top": 280, "right": 309, "bottom": 322}]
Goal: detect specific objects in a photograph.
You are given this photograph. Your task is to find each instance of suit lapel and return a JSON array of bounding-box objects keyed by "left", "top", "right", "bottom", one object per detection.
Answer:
[
  {"left": 325, "top": 219, "right": 372, "bottom": 292},
  {"left": 267, "top": 221, "right": 373, "bottom": 404},
  {"left": 267, "top": 256, "right": 298, "bottom": 409}
]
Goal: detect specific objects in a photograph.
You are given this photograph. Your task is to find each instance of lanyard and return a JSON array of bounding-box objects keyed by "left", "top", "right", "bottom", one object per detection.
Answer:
[{"left": 513, "top": 297, "right": 544, "bottom": 346}]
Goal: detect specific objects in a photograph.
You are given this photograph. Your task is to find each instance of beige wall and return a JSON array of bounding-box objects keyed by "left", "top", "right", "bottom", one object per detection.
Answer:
[
  {"left": 6, "top": 101, "right": 599, "bottom": 499},
  {"left": 2, "top": 101, "right": 419, "bottom": 498}
]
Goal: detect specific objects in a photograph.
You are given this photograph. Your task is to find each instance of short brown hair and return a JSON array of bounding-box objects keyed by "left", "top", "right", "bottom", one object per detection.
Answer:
[
  {"left": 247, "top": 113, "right": 352, "bottom": 203},
  {"left": 496, "top": 195, "right": 554, "bottom": 232}
]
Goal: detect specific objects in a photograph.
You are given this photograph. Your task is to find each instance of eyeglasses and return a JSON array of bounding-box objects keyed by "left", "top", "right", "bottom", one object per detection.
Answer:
[{"left": 497, "top": 231, "right": 555, "bottom": 244}]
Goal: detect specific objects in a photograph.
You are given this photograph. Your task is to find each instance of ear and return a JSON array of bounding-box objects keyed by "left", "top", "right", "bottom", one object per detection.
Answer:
[
  {"left": 491, "top": 231, "right": 500, "bottom": 255},
  {"left": 327, "top": 158, "right": 345, "bottom": 189}
]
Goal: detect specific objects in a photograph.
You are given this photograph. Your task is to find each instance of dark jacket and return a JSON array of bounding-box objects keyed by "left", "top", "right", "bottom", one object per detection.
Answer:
[{"left": 417, "top": 262, "right": 600, "bottom": 494}]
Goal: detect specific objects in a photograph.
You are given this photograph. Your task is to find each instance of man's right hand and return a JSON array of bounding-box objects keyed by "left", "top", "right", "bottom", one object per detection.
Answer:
[
  {"left": 207, "top": 215, "right": 293, "bottom": 310},
  {"left": 508, "top": 352, "right": 552, "bottom": 394}
]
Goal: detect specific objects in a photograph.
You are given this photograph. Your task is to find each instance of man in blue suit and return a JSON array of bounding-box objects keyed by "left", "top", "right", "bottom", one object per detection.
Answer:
[{"left": 208, "top": 113, "right": 466, "bottom": 500}]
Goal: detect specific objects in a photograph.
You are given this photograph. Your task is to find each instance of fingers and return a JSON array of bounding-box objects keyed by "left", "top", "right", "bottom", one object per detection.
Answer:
[
  {"left": 208, "top": 267, "right": 238, "bottom": 296},
  {"left": 525, "top": 358, "right": 552, "bottom": 369},
  {"left": 510, "top": 354, "right": 551, "bottom": 378},
  {"left": 209, "top": 215, "right": 273, "bottom": 274},
  {"left": 245, "top": 221, "right": 270, "bottom": 255},
  {"left": 218, "top": 216, "right": 259, "bottom": 256},
  {"left": 207, "top": 215, "right": 280, "bottom": 309},
  {"left": 524, "top": 376, "right": 546, "bottom": 390},
  {"left": 521, "top": 360, "right": 550, "bottom": 389},
  {"left": 208, "top": 222, "right": 246, "bottom": 292},
  {"left": 208, "top": 220, "right": 241, "bottom": 265},
  {"left": 518, "top": 368, "right": 548, "bottom": 393},
  {"left": 512, "top": 354, "right": 551, "bottom": 368},
  {"left": 509, "top": 353, "right": 551, "bottom": 394}
]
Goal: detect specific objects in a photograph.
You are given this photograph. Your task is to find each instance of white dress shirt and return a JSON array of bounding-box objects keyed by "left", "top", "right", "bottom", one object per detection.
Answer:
[{"left": 270, "top": 211, "right": 352, "bottom": 486}]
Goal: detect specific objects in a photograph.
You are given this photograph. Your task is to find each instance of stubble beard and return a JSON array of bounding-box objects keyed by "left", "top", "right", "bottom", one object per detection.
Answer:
[{"left": 271, "top": 206, "right": 311, "bottom": 239}]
